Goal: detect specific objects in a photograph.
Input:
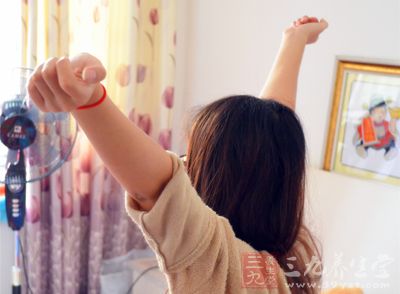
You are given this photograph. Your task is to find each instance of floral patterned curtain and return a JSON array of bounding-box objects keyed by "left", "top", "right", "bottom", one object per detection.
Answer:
[{"left": 21, "top": 0, "right": 176, "bottom": 293}]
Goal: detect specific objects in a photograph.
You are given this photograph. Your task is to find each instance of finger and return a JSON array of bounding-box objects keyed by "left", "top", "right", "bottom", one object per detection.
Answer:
[
  {"left": 56, "top": 57, "right": 82, "bottom": 101},
  {"left": 70, "top": 53, "right": 106, "bottom": 84},
  {"left": 295, "top": 18, "right": 304, "bottom": 26},
  {"left": 81, "top": 66, "right": 106, "bottom": 84},
  {"left": 42, "top": 57, "right": 76, "bottom": 111},
  {"left": 309, "top": 17, "right": 319, "bottom": 23},
  {"left": 27, "top": 83, "right": 46, "bottom": 111},
  {"left": 301, "top": 15, "right": 309, "bottom": 23},
  {"left": 33, "top": 64, "right": 61, "bottom": 112},
  {"left": 44, "top": 96, "right": 62, "bottom": 112}
]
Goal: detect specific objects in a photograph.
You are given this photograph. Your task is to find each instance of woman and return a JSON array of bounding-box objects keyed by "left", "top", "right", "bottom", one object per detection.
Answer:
[{"left": 28, "top": 16, "right": 328, "bottom": 293}]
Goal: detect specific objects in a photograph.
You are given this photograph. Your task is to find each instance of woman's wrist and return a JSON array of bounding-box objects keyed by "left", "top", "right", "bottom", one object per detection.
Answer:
[
  {"left": 283, "top": 28, "right": 308, "bottom": 45},
  {"left": 75, "top": 83, "right": 107, "bottom": 111},
  {"left": 86, "top": 83, "right": 105, "bottom": 106}
]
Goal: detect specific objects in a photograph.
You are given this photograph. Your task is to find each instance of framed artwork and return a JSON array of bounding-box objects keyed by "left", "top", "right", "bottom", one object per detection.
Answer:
[{"left": 324, "top": 60, "right": 400, "bottom": 185}]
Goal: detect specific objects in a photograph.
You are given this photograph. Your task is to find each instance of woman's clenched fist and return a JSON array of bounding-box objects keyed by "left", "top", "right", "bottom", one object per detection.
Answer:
[{"left": 27, "top": 53, "right": 106, "bottom": 112}]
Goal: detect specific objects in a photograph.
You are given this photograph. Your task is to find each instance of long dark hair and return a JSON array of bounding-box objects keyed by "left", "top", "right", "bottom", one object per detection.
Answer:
[{"left": 186, "top": 96, "right": 322, "bottom": 293}]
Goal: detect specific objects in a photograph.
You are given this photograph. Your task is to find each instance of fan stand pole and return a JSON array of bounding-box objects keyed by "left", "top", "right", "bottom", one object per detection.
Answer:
[
  {"left": 12, "top": 231, "right": 22, "bottom": 294},
  {"left": 4, "top": 148, "right": 27, "bottom": 293}
]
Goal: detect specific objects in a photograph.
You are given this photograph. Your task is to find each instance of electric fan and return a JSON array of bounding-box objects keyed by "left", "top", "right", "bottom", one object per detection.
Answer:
[{"left": 0, "top": 68, "right": 78, "bottom": 293}]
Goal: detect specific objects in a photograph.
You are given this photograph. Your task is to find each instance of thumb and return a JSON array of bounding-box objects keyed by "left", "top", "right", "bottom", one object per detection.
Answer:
[
  {"left": 70, "top": 53, "right": 106, "bottom": 84},
  {"left": 82, "top": 66, "right": 106, "bottom": 84},
  {"left": 319, "top": 18, "right": 329, "bottom": 30}
]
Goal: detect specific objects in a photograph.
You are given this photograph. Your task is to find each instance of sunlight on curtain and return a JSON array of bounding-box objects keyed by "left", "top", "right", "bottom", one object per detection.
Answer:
[{"left": 69, "top": 0, "right": 176, "bottom": 148}]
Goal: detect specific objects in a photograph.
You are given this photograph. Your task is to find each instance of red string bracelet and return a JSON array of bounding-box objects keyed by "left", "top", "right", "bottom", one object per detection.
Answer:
[{"left": 77, "top": 84, "right": 107, "bottom": 110}]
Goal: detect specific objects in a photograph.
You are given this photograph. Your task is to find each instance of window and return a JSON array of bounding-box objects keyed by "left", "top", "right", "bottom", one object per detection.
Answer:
[
  {"left": 0, "top": 3, "right": 22, "bottom": 171},
  {"left": 0, "top": 2, "right": 22, "bottom": 101}
]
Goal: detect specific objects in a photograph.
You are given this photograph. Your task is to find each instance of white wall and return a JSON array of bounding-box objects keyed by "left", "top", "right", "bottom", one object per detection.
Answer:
[{"left": 173, "top": 0, "right": 400, "bottom": 293}]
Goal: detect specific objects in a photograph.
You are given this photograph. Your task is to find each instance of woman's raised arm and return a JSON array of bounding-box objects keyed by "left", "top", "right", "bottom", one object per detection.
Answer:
[
  {"left": 27, "top": 53, "right": 173, "bottom": 211},
  {"left": 259, "top": 16, "right": 328, "bottom": 110}
]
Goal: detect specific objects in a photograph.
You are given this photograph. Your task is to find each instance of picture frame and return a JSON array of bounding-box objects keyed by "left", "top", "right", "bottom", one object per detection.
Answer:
[{"left": 324, "top": 60, "right": 400, "bottom": 185}]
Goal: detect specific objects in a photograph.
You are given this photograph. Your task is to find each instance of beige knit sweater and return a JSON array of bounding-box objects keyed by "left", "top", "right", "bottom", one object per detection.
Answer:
[{"left": 125, "top": 152, "right": 291, "bottom": 294}]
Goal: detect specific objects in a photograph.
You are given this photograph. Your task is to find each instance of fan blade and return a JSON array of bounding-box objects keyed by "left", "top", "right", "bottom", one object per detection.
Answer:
[
  {"left": 54, "top": 112, "right": 68, "bottom": 121},
  {"left": 24, "top": 106, "right": 39, "bottom": 124}
]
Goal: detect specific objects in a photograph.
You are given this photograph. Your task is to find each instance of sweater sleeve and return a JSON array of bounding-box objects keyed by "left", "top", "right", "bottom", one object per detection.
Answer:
[{"left": 125, "top": 151, "right": 218, "bottom": 273}]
